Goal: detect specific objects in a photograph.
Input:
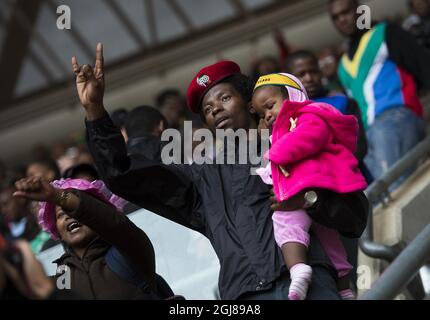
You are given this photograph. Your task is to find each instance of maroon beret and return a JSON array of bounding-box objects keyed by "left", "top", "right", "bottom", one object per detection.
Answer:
[{"left": 186, "top": 60, "right": 241, "bottom": 113}]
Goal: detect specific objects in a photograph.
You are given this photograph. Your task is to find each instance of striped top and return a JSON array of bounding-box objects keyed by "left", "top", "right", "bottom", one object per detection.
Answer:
[{"left": 338, "top": 22, "right": 423, "bottom": 129}]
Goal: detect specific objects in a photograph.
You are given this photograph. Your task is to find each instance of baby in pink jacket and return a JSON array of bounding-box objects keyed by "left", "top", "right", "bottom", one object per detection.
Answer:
[{"left": 252, "top": 73, "right": 367, "bottom": 300}]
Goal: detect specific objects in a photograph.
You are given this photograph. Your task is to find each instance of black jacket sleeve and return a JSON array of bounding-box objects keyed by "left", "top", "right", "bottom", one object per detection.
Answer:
[
  {"left": 346, "top": 99, "right": 368, "bottom": 162},
  {"left": 67, "top": 190, "right": 157, "bottom": 291},
  {"left": 386, "top": 22, "right": 430, "bottom": 89},
  {"left": 85, "top": 114, "right": 204, "bottom": 233}
]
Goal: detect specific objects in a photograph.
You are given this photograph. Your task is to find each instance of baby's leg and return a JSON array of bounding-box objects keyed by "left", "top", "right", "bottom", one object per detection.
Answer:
[
  {"left": 337, "top": 276, "right": 355, "bottom": 300},
  {"left": 311, "top": 222, "right": 355, "bottom": 299},
  {"left": 272, "top": 210, "right": 312, "bottom": 300}
]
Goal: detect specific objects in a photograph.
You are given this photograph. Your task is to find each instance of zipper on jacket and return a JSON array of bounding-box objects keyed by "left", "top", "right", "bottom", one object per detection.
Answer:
[{"left": 82, "top": 259, "right": 97, "bottom": 299}]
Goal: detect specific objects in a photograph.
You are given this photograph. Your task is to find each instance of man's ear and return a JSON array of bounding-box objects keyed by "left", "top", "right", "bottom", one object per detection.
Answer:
[
  {"left": 158, "top": 119, "right": 165, "bottom": 132},
  {"left": 120, "top": 128, "right": 128, "bottom": 144},
  {"left": 151, "top": 120, "right": 165, "bottom": 138}
]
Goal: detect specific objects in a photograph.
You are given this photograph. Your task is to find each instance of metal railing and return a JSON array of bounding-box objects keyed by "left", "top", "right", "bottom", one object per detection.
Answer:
[
  {"left": 359, "top": 137, "right": 430, "bottom": 299},
  {"left": 359, "top": 137, "right": 430, "bottom": 260},
  {"left": 359, "top": 223, "right": 430, "bottom": 300}
]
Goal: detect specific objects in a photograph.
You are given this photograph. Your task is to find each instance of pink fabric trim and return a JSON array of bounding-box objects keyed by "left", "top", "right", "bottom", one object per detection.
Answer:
[{"left": 38, "top": 178, "right": 127, "bottom": 240}]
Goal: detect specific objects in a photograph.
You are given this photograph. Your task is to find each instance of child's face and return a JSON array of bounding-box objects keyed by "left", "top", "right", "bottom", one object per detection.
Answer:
[{"left": 251, "top": 86, "right": 286, "bottom": 131}]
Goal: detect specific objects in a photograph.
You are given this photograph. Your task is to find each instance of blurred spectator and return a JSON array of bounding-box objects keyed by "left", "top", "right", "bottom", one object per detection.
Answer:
[
  {"left": 26, "top": 158, "right": 60, "bottom": 182},
  {"left": 50, "top": 142, "right": 69, "bottom": 162},
  {"left": 0, "top": 211, "right": 8, "bottom": 237},
  {"left": 76, "top": 152, "right": 94, "bottom": 166},
  {"left": 403, "top": 0, "right": 430, "bottom": 50},
  {"left": 30, "top": 144, "right": 51, "bottom": 162},
  {"left": 25, "top": 160, "right": 61, "bottom": 251},
  {"left": 56, "top": 144, "right": 94, "bottom": 175},
  {"left": 156, "top": 89, "right": 186, "bottom": 130},
  {"left": 158, "top": 89, "right": 203, "bottom": 130},
  {"left": 57, "top": 148, "right": 79, "bottom": 175},
  {"left": 0, "top": 182, "right": 40, "bottom": 249},
  {"left": 122, "top": 106, "right": 168, "bottom": 213},
  {"left": 0, "top": 177, "right": 57, "bottom": 254},
  {"left": 330, "top": 0, "right": 428, "bottom": 186},
  {"left": 63, "top": 163, "right": 99, "bottom": 181},
  {"left": 111, "top": 108, "right": 128, "bottom": 128},
  {"left": 0, "top": 240, "right": 57, "bottom": 300},
  {"left": 111, "top": 108, "right": 129, "bottom": 142},
  {"left": 0, "top": 239, "right": 87, "bottom": 299},
  {"left": 250, "top": 56, "right": 281, "bottom": 84},
  {"left": 124, "top": 106, "right": 167, "bottom": 145},
  {"left": 286, "top": 49, "right": 370, "bottom": 182},
  {"left": 317, "top": 47, "right": 344, "bottom": 94},
  {"left": 0, "top": 160, "right": 6, "bottom": 189}
]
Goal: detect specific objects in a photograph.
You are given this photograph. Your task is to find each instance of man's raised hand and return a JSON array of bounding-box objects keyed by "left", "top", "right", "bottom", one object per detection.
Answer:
[{"left": 72, "top": 43, "right": 105, "bottom": 118}]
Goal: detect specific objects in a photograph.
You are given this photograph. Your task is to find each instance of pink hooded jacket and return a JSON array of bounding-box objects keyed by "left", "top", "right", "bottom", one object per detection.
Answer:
[{"left": 269, "top": 99, "right": 367, "bottom": 202}]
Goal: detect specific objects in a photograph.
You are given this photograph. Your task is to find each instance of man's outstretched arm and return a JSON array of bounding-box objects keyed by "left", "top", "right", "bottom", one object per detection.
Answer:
[{"left": 72, "top": 44, "right": 204, "bottom": 233}]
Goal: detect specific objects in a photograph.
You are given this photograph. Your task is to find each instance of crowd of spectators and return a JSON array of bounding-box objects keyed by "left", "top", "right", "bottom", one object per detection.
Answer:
[{"left": 1, "top": 0, "right": 430, "bottom": 300}]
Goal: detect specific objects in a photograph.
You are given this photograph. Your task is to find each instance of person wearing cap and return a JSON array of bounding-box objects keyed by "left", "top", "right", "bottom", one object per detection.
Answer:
[
  {"left": 72, "top": 44, "right": 368, "bottom": 300},
  {"left": 12, "top": 176, "right": 159, "bottom": 299}
]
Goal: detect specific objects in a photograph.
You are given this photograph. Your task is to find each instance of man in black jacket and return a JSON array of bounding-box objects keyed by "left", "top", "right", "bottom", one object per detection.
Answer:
[{"left": 71, "top": 44, "right": 368, "bottom": 300}]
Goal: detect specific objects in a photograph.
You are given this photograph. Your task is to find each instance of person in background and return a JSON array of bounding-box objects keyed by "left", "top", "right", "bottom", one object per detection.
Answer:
[
  {"left": 286, "top": 49, "right": 371, "bottom": 184},
  {"left": 329, "top": 0, "right": 428, "bottom": 186},
  {"left": 121, "top": 106, "right": 168, "bottom": 213},
  {"left": 26, "top": 159, "right": 61, "bottom": 252},
  {"left": 0, "top": 180, "right": 41, "bottom": 253},
  {"left": 156, "top": 89, "right": 202, "bottom": 130},
  {"left": 50, "top": 142, "right": 69, "bottom": 162},
  {"left": 26, "top": 159, "right": 60, "bottom": 182},
  {"left": 62, "top": 163, "right": 99, "bottom": 181},
  {"left": 156, "top": 89, "right": 185, "bottom": 130},
  {"left": 123, "top": 105, "right": 167, "bottom": 154},
  {"left": 0, "top": 161, "right": 7, "bottom": 188},
  {"left": 110, "top": 108, "right": 129, "bottom": 143},
  {"left": 0, "top": 240, "right": 62, "bottom": 300},
  {"left": 251, "top": 56, "right": 281, "bottom": 84},
  {"left": 403, "top": 0, "right": 430, "bottom": 50},
  {"left": 317, "top": 47, "right": 344, "bottom": 95}
]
